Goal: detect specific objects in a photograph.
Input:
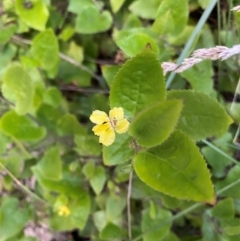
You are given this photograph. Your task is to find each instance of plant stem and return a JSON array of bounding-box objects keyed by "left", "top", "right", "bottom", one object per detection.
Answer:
[{"left": 127, "top": 171, "right": 133, "bottom": 240}]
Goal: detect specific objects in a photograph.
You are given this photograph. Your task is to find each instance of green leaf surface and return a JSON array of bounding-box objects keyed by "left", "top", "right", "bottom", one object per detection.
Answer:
[
  {"left": 103, "top": 133, "right": 134, "bottom": 166},
  {"left": 31, "top": 29, "right": 59, "bottom": 70},
  {"left": 211, "top": 198, "right": 234, "bottom": 220},
  {"left": 15, "top": 0, "right": 49, "bottom": 31},
  {"left": 167, "top": 90, "right": 233, "bottom": 141},
  {"left": 0, "top": 110, "right": 46, "bottom": 141},
  {"left": 129, "top": 100, "right": 183, "bottom": 147},
  {"left": 99, "top": 222, "right": 122, "bottom": 240},
  {"left": 129, "top": 0, "right": 161, "bottom": 19},
  {"left": 37, "top": 147, "right": 62, "bottom": 181},
  {"left": 180, "top": 60, "right": 213, "bottom": 94},
  {"left": 106, "top": 195, "right": 126, "bottom": 220},
  {"left": 215, "top": 166, "right": 240, "bottom": 199},
  {"left": 75, "top": 6, "right": 112, "bottom": 34},
  {"left": 82, "top": 161, "right": 95, "bottom": 179},
  {"left": 3, "top": 64, "right": 34, "bottom": 115},
  {"left": 110, "top": 0, "right": 125, "bottom": 13},
  {"left": 0, "top": 25, "right": 17, "bottom": 45},
  {"left": 0, "top": 197, "right": 31, "bottom": 241},
  {"left": 141, "top": 206, "right": 172, "bottom": 241},
  {"left": 202, "top": 212, "right": 219, "bottom": 241},
  {"left": 202, "top": 146, "right": 231, "bottom": 178},
  {"left": 133, "top": 131, "right": 215, "bottom": 203},
  {"left": 68, "top": 0, "right": 95, "bottom": 14},
  {"left": 89, "top": 166, "right": 106, "bottom": 195},
  {"left": 152, "top": 0, "right": 188, "bottom": 36},
  {"left": 110, "top": 49, "right": 166, "bottom": 118},
  {"left": 113, "top": 29, "right": 159, "bottom": 57},
  {"left": 101, "top": 65, "right": 121, "bottom": 87},
  {"left": 43, "top": 87, "right": 62, "bottom": 108}
]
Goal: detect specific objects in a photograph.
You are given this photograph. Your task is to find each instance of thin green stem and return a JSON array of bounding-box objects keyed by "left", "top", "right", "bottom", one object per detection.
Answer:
[
  {"left": 166, "top": 0, "right": 218, "bottom": 88},
  {"left": 0, "top": 162, "right": 47, "bottom": 205},
  {"left": 131, "top": 177, "right": 240, "bottom": 241}
]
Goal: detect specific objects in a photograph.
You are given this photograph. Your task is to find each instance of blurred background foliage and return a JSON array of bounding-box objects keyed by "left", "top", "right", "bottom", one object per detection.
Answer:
[{"left": 0, "top": 0, "right": 240, "bottom": 240}]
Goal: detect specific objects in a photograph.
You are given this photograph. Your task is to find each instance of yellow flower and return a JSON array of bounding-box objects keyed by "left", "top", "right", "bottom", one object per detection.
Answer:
[
  {"left": 90, "top": 107, "right": 130, "bottom": 146},
  {"left": 58, "top": 205, "right": 70, "bottom": 217}
]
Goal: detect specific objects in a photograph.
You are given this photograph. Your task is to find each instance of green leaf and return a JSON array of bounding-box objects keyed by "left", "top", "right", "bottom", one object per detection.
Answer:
[
  {"left": 161, "top": 232, "right": 180, "bottom": 241},
  {"left": 0, "top": 24, "right": 17, "bottom": 45},
  {"left": 0, "top": 197, "right": 31, "bottom": 241},
  {"left": 82, "top": 161, "right": 95, "bottom": 179},
  {"left": 31, "top": 29, "right": 59, "bottom": 70},
  {"left": 43, "top": 87, "right": 62, "bottom": 108},
  {"left": 141, "top": 206, "right": 172, "bottom": 241},
  {"left": 129, "top": 100, "right": 183, "bottom": 147},
  {"left": 167, "top": 90, "right": 233, "bottom": 141},
  {"left": 68, "top": 0, "right": 95, "bottom": 14},
  {"left": 67, "top": 41, "right": 84, "bottom": 63},
  {"left": 57, "top": 114, "right": 86, "bottom": 136},
  {"left": 215, "top": 166, "right": 240, "bottom": 199},
  {"left": 211, "top": 198, "right": 234, "bottom": 220},
  {"left": 75, "top": 6, "right": 112, "bottom": 34},
  {"left": 202, "top": 146, "right": 231, "bottom": 178},
  {"left": 133, "top": 131, "right": 215, "bottom": 203},
  {"left": 180, "top": 60, "right": 214, "bottom": 94},
  {"left": 110, "top": 0, "right": 125, "bottom": 13},
  {"left": 152, "top": 0, "right": 188, "bottom": 36},
  {"left": 2, "top": 64, "right": 34, "bottom": 115},
  {"left": 110, "top": 49, "right": 166, "bottom": 118},
  {"left": 198, "top": 0, "right": 211, "bottom": 9},
  {"left": 103, "top": 133, "right": 134, "bottom": 166},
  {"left": 113, "top": 29, "right": 159, "bottom": 57},
  {"left": 202, "top": 212, "right": 219, "bottom": 241},
  {"left": 129, "top": 0, "right": 161, "bottom": 19},
  {"left": 106, "top": 195, "right": 126, "bottom": 220},
  {"left": 89, "top": 166, "right": 106, "bottom": 195},
  {"left": 15, "top": 0, "right": 49, "bottom": 31},
  {"left": 37, "top": 147, "right": 62, "bottom": 181},
  {"left": 99, "top": 222, "right": 122, "bottom": 240},
  {"left": 101, "top": 65, "right": 121, "bottom": 87},
  {"left": 223, "top": 219, "right": 240, "bottom": 236},
  {"left": 0, "top": 110, "right": 46, "bottom": 141}
]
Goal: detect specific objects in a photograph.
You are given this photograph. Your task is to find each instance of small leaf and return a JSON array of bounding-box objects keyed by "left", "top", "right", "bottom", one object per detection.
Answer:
[
  {"left": 113, "top": 29, "right": 159, "bottom": 57},
  {"left": 103, "top": 133, "right": 134, "bottom": 166},
  {"left": 211, "top": 198, "right": 234, "bottom": 220},
  {"left": 43, "top": 87, "right": 62, "bottom": 108},
  {"left": 89, "top": 166, "right": 106, "bottom": 195},
  {"left": 3, "top": 64, "right": 34, "bottom": 115},
  {"left": 129, "top": 100, "right": 183, "bottom": 147},
  {"left": 31, "top": 29, "right": 59, "bottom": 70},
  {"left": 0, "top": 24, "right": 17, "bottom": 45},
  {"left": 0, "top": 110, "right": 46, "bottom": 141},
  {"left": 37, "top": 147, "right": 62, "bottom": 181},
  {"left": 15, "top": 0, "right": 49, "bottom": 31},
  {"left": 129, "top": 0, "right": 161, "bottom": 19},
  {"left": 141, "top": 206, "right": 172, "bottom": 241},
  {"left": 110, "top": 49, "right": 166, "bottom": 118},
  {"left": 99, "top": 222, "right": 122, "bottom": 240},
  {"left": 167, "top": 90, "right": 233, "bottom": 141},
  {"left": 133, "top": 131, "right": 215, "bottom": 203},
  {"left": 75, "top": 6, "right": 112, "bottom": 34},
  {"left": 110, "top": 0, "right": 125, "bottom": 13},
  {"left": 152, "top": 0, "right": 188, "bottom": 36},
  {"left": 0, "top": 197, "right": 31, "bottom": 241},
  {"left": 82, "top": 161, "right": 95, "bottom": 179},
  {"left": 101, "top": 65, "right": 121, "bottom": 87}
]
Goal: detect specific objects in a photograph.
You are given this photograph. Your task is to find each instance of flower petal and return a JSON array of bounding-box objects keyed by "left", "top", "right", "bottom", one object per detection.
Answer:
[
  {"left": 109, "top": 107, "right": 124, "bottom": 121},
  {"left": 115, "top": 118, "right": 130, "bottom": 134},
  {"left": 99, "top": 128, "right": 115, "bottom": 146},
  {"left": 92, "top": 123, "right": 111, "bottom": 136},
  {"left": 90, "top": 110, "right": 109, "bottom": 124}
]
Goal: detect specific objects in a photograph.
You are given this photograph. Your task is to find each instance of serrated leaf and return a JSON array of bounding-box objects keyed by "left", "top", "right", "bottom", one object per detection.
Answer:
[
  {"left": 15, "top": 0, "right": 49, "bottom": 31},
  {"left": 2, "top": 64, "right": 34, "bottom": 115},
  {"left": 110, "top": 49, "right": 166, "bottom": 118},
  {"left": 37, "top": 147, "right": 62, "bottom": 181},
  {"left": 103, "top": 133, "right": 134, "bottom": 166},
  {"left": 31, "top": 29, "right": 59, "bottom": 70},
  {"left": 167, "top": 90, "right": 233, "bottom": 141},
  {"left": 0, "top": 197, "right": 31, "bottom": 241},
  {"left": 152, "top": 0, "right": 188, "bottom": 36},
  {"left": 129, "top": 0, "right": 161, "bottom": 19},
  {"left": 141, "top": 206, "right": 172, "bottom": 241},
  {"left": 129, "top": 100, "right": 183, "bottom": 147},
  {"left": 75, "top": 6, "right": 112, "bottom": 34},
  {"left": 133, "top": 131, "right": 215, "bottom": 203},
  {"left": 0, "top": 110, "right": 46, "bottom": 141},
  {"left": 113, "top": 29, "right": 159, "bottom": 57}
]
